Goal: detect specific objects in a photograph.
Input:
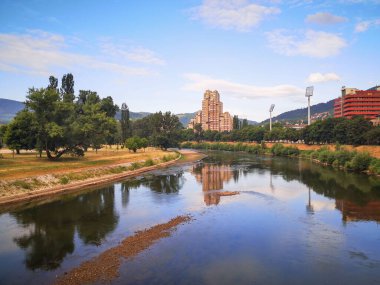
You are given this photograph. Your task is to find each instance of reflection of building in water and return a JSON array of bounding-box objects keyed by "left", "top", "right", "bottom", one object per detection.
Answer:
[
  {"left": 192, "top": 164, "right": 234, "bottom": 206},
  {"left": 336, "top": 200, "right": 380, "bottom": 223}
]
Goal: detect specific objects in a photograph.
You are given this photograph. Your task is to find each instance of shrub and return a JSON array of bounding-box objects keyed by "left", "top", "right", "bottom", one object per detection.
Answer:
[
  {"left": 59, "top": 176, "right": 70, "bottom": 184},
  {"left": 144, "top": 158, "right": 155, "bottom": 166},
  {"left": 318, "top": 150, "right": 330, "bottom": 163},
  {"left": 349, "top": 152, "right": 372, "bottom": 172},
  {"left": 128, "top": 162, "right": 141, "bottom": 171},
  {"left": 369, "top": 159, "right": 380, "bottom": 175},
  {"left": 335, "top": 150, "right": 354, "bottom": 167},
  {"left": 11, "top": 180, "right": 31, "bottom": 189}
]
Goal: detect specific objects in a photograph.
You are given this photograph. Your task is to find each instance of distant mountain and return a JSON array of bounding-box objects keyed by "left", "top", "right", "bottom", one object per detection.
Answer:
[
  {"left": 261, "top": 99, "right": 335, "bottom": 123},
  {"left": 0, "top": 98, "right": 196, "bottom": 127},
  {"left": 0, "top": 98, "right": 24, "bottom": 124}
]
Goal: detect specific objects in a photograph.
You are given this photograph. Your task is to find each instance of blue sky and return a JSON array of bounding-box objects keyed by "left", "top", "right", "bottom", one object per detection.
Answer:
[{"left": 0, "top": 0, "right": 379, "bottom": 121}]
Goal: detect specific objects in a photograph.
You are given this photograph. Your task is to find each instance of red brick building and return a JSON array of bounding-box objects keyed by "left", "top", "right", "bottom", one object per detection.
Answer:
[{"left": 334, "top": 86, "right": 380, "bottom": 119}]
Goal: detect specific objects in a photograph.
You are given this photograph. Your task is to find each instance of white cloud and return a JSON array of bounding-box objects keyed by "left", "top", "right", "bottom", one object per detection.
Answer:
[
  {"left": 183, "top": 73, "right": 304, "bottom": 99},
  {"left": 0, "top": 30, "right": 159, "bottom": 77},
  {"left": 354, "top": 19, "right": 380, "bottom": 32},
  {"left": 100, "top": 43, "right": 165, "bottom": 65},
  {"left": 266, "top": 29, "right": 347, "bottom": 58},
  {"left": 191, "top": 0, "right": 280, "bottom": 31},
  {"left": 306, "top": 12, "right": 347, "bottom": 24},
  {"left": 307, "top": 72, "right": 341, "bottom": 83}
]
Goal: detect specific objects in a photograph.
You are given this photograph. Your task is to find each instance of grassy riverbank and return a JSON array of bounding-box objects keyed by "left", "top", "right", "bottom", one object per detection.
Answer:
[
  {"left": 181, "top": 142, "right": 380, "bottom": 175},
  {"left": 0, "top": 148, "right": 184, "bottom": 202}
]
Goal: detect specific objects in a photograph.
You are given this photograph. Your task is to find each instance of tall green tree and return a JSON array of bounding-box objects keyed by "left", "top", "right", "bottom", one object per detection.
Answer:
[
  {"left": 61, "top": 73, "right": 75, "bottom": 103},
  {"left": 233, "top": 115, "right": 240, "bottom": 130},
  {"left": 120, "top": 103, "right": 131, "bottom": 142}
]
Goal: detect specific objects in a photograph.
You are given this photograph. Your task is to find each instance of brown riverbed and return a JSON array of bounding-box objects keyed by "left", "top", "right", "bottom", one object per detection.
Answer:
[{"left": 55, "top": 215, "right": 192, "bottom": 285}]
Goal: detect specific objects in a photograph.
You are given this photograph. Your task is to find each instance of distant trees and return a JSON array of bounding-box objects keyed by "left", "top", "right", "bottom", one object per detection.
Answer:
[
  {"left": 178, "top": 116, "right": 379, "bottom": 146},
  {"left": 125, "top": 136, "right": 148, "bottom": 152},
  {"left": 302, "top": 117, "right": 372, "bottom": 145},
  {"left": 131, "top": 112, "right": 182, "bottom": 150}
]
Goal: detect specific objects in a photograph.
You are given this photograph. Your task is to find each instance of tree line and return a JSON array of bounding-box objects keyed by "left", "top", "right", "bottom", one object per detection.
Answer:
[
  {"left": 0, "top": 74, "right": 183, "bottom": 158},
  {"left": 0, "top": 75, "right": 378, "bottom": 159},
  {"left": 179, "top": 117, "right": 379, "bottom": 146}
]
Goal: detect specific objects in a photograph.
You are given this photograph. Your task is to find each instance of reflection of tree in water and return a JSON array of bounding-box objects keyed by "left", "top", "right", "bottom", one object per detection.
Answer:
[
  {"left": 11, "top": 186, "right": 119, "bottom": 271},
  {"left": 76, "top": 186, "right": 119, "bottom": 245},
  {"left": 203, "top": 151, "right": 380, "bottom": 220},
  {"left": 123, "top": 171, "right": 185, "bottom": 194}
]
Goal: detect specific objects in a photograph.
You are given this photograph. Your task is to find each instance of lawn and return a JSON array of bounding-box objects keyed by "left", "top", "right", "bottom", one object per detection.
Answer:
[{"left": 0, "top": 147, "right": 169, "bottom": 181}]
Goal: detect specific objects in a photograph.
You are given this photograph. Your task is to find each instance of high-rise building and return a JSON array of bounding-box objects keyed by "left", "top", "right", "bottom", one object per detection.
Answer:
[
  {"left": 188, "top": 90, "right": 233, "bottom": 132},
  {"left": 334, "top": 86, "right": 380, "bottom": 119}
]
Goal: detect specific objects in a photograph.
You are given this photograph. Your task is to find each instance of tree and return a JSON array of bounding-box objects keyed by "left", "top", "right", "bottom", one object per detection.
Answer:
[
  {"left": 4, "top": 110, "right": 38, "bottom": 154},
  {"left": 125, "top": 136, "right": 143, "bottom": 152},
  {"left": 194, "top": 123, "right": 203, "bottom": 142},
  {"left": 233, "top": 115, "right": 240, "bottom": 130},
  {"left": 100, "top": 96, "right": 119, "bottom": 118},
  {"left": 22, "top": 75, "right": 119, "bottom": 159},
  {"left": 242, "top": 119, "right": 248, "bottom": 128},
  {"left": 364, "top": 127, "right": 380, "bottom": 145},
  {"left": 61, "top": 73, "right": 75, "bottom": 103},
  {"left": 120, "top": 103, "right": 131, "bottom": 142},
  {"left": 131, "top": 112, "right": 182, "bottom": 150},
  {"left": 0, "top": 124, "right": 8, "bottom": 149},
  {"left": 48, "top": 76, "right": 58, "bottom": 90}
]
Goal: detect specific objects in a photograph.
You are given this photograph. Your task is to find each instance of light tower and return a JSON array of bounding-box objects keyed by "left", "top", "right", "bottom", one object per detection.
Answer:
[
  {"left": 269, "top": 104, "right": 275, "bottom": 131},
  {"left": 305, "top": 86, "right": 314, "bottom": 125}
]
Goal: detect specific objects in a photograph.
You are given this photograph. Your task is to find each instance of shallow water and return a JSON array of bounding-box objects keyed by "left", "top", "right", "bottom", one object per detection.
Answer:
[{"left": 0, "top": 151, "right": 380, "bottom": 284}]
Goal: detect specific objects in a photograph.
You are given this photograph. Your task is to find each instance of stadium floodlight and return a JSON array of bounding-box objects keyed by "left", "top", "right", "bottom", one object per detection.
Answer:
[
  {"left": 305, "top": 86, "right": 314, "bottom": 125},
  {"left": 269, "top": 104, "right": 275, "bottom": 131}
]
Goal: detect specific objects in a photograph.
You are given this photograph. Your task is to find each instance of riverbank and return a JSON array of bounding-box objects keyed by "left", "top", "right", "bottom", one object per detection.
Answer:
[
  {"left": 181, "top": 142, "right": 380, "bottom": 176},
  {"left": 0, "top": 149, "right": 206, "bottom": 207}
]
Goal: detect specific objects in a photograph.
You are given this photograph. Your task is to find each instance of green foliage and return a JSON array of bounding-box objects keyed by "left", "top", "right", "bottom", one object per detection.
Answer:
[
  {"left": 5, "top": 74, "right": 120, "bottom": 160},
  {"left": 4, "top": 110, "right": 38, "bottom": 153},
  {"left": 347, "top": 152, "right": 372, "bottom": 172},
  {"left": 143, "top": 158, "right": 155, "bottom": 166},
  {"left": 59, "top": 176, "right": 70, "bottom": 185},
  {"left": 125, "top": 136, "right": 143, "bottom": 152},
  {"left": 132, "top": 111, "right": 182, "bottom": 150},
  {"left": 270, "top": 143, "right": 300, "bottom": 157},
  {"left": 369, "top": 159, "right": 380, "bottom": 175}
]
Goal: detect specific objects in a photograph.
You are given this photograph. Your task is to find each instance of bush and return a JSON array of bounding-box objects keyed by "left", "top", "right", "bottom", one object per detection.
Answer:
[
  {"left": 144, "top": 158, "right": 155, "bottom": 166},
  {"left": 318, "top": 150, "right": 330, "bottom": 163},
  {"left": 348, "top": 152, "right": 372, "bottom": 172},
  {"left": 59, "top": 176, "right": 70, "bottom": 184},
  {"left": 369, "top": 159, "right": 380, "bottom": 175},
  {"left": 128, "top": 162, "right": 141, "bottom": 171},
  {"left": 335, "top": 150, "right": 354, "bottom": 167}
]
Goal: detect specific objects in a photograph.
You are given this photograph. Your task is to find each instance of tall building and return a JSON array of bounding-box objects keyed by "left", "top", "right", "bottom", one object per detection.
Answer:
[
  {"left": 334, "top": 86, "right": 380, "bottom": 119},
  {"left": 188, "top": 90, "right": 233, "bottom": 132}
]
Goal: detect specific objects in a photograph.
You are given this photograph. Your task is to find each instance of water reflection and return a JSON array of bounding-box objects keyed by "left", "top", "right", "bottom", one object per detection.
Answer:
[
  {"left": 10, "top": 186, "right": 119, "bottom": 270},
  {"left": 202, "top": 151, "right": 380, "bottom": 222},
  {"left": 191, "top": 164, "right": 234, "bottom": 205},
  {"left": 2, "top": 151, "right": 380, "bottom": 280}
]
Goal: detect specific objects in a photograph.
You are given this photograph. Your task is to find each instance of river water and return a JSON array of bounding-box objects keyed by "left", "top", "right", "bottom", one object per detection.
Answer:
[{"left": 0, "top": 151, "right": 380, "bottom": 285}]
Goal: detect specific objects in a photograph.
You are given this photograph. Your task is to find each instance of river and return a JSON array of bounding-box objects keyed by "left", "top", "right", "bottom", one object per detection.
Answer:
[{"left": 0, "top": 151, "right": 380, "bottom": 285}]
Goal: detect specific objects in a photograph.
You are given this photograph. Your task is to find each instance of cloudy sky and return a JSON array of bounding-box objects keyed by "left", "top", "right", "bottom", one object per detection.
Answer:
[{"left": 0, "top": 0, "right": 379, "bottom": 121}]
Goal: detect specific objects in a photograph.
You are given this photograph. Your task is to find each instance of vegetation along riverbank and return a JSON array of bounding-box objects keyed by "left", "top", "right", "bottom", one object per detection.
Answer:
[
  {"left": 181, "top": 142, "right": 380, "bottom": 176},
  {"left": 0, "top": 148, "right": 204, "bottom": 206}
]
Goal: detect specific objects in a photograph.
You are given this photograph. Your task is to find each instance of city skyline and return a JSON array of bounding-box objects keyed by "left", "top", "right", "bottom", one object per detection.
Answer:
[{"left": 0, "top": 0, "right": 379, "bottom": 121}]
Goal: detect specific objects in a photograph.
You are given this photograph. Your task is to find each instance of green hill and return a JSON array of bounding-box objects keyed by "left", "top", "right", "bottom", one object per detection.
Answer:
[
  {"left": 0, "top": 98, "right": 196, "bottom": 127},
  {"left": 261, "top": 99, "right": 335, "bottom": 123},
  {"left": 0, "top": 98, "right": 24, "bottom": 124}
]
